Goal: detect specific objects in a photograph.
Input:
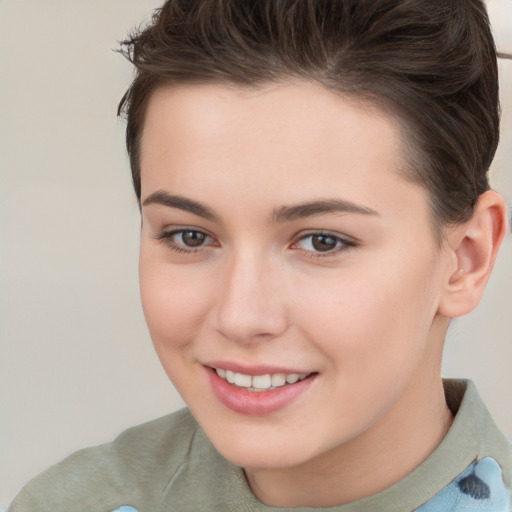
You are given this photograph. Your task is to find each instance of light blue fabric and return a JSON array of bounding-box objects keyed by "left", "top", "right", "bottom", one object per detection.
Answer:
[
  {"left": 416, "top": 458, "right": 510, "bottom": 511},
  {"left": 110, "top": 507, "right": 139, "bottom": 512}
]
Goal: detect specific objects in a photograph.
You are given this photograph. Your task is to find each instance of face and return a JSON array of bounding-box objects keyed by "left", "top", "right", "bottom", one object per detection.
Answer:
[{"left": 139, "top": 82, "right": 452, "bottom": 471}]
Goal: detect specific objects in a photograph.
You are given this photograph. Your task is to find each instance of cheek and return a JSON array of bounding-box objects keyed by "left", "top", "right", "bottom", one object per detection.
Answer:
[
  {"left": 292, "top": 251, "right": 442, "bottom": 371},
  {"left": 139, "top": 250, "right": 214, "bottom": 352},
  {"left": 288, "top": 256, "right": 443, "bottom": 435}
]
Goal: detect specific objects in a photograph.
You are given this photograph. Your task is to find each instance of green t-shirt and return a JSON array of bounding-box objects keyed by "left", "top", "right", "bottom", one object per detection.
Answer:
[{"left": 8, "top": 380, "right": 512, "bottom": 512}]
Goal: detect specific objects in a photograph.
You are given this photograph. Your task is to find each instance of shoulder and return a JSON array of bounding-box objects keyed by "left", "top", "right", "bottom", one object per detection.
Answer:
[
  {"left": 8, "top": 408, "right": 202, "bottom": 512},
  {"left": 108, "top": 406, "right": 200, "bottom": 466}
]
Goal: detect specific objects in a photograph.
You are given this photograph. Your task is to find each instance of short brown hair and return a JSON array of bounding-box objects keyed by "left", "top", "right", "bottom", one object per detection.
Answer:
[{"left": 118, "top": 0, "right": 499, "bottom": 231}]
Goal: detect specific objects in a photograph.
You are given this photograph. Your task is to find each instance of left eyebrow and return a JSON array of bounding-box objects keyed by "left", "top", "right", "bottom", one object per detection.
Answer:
[
  {"left": 273, "top": 199, "right": 379, "bottom": 222},
  {"left": 142, "top": 190, "right": 219, "bottom": 221}
]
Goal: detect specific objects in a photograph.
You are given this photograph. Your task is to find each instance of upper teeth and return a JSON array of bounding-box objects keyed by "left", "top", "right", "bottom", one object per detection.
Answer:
[{"left": 215, "top": 368, "right": 308, "bottom": 390}]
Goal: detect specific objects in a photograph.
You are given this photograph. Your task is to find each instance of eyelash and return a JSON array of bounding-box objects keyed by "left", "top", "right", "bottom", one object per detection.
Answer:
[
  {"left": 291, "top": 231, "right": 356, "bottom": 258},
  {"left": 155, "top": 229, "right": 356, "bottom": 258},
  {"left": 155, "top": 229, "right": 216, "bottom": 254}
]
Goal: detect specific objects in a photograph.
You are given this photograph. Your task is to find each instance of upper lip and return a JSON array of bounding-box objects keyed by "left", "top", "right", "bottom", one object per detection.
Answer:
[{"left": 203, "top": 361, "right": 312, "bottom": 376}]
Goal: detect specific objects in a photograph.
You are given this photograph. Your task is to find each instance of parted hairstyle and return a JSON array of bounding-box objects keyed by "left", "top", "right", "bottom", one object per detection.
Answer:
[{"left": 118, "top": 0, "right": 499, "bottom": 233}]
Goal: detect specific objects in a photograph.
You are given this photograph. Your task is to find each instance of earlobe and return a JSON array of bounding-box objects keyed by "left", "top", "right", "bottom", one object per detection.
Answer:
[{"left": 438, "top": 190, "right": 508, "bottom": 319}]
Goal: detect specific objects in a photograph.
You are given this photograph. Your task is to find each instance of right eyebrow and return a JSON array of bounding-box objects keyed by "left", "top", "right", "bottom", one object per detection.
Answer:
[
  {"left": 273, "top": 199, "right": 379, "bottom": 222},
  {"left": 142, "top": 190, "right": 219, "bottom": 221}
]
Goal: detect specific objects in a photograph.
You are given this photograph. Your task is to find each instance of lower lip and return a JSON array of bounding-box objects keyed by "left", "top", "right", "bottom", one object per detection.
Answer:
[{"left": 206, "top": 368, "right": 316, "bottom": 416}]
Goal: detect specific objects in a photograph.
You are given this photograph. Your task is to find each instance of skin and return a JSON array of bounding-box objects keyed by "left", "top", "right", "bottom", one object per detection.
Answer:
[{"left": 137, "top": 81, "right": 502, "bottom": 507}]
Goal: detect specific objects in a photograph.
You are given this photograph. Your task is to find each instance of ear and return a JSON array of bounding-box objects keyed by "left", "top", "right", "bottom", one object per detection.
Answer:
[{"left": 438, "top": 190, "right": 509, "bottom": 318}]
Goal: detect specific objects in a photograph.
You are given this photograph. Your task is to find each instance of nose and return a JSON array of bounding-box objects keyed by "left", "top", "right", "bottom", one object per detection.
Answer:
[{"left": 214, "top": 250, "right": 289, "bottom": 344}]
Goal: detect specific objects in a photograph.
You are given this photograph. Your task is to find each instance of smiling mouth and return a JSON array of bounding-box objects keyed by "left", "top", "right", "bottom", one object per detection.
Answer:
[{"left": 214, "top": 367, "right": 311, "bottom": 392}]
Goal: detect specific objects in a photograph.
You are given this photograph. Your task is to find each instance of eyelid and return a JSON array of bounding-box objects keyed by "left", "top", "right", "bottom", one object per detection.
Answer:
[
  {"left": 290, "top": 230, "right": 356, "bottom": 257},
  {"left": 154, "top": 227, "right": 219, "bottom": 253},
  {"left": 154, "top": 226, "right": 356, "bottom": 258}
]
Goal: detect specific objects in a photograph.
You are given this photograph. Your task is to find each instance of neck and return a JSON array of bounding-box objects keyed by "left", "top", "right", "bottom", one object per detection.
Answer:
[{"left": 245, "top": 372, "right": 453, "bottom": 507}]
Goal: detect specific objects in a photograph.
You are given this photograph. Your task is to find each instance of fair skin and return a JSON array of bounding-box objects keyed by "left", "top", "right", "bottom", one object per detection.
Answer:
[{"left": 138, "top": 82, "right": 507, "bottom": 507}]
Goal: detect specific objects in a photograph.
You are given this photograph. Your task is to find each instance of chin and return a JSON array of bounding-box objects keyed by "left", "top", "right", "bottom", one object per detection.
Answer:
[
  {"left": 200, "top": 421, "right": 323, "bottom": 470},
  {"left": 218, "top": 442, "right": 307, "bottom": 470}
]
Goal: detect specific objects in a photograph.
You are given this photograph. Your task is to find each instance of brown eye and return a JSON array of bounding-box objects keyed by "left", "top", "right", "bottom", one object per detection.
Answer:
[
  {"left": 311, "top": 234, "right": 338, "bottom": 252},
  {"left": 294, "top": 232, "right": 353, "bottom": 256},
  {"left": 156, "top": 228, "right": 214, "bottom": 250},
  {"left": 180, "top": 230, "right": 207, "bottom": 247}
]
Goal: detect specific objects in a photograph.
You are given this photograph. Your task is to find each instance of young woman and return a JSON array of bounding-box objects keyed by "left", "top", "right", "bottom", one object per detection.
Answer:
[{"left": 9, "top": 0, "right": 511, "bottom": 510}]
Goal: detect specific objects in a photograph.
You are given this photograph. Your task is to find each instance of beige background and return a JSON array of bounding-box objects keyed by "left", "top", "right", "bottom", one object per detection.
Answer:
[{"left": 1, "top": 0, "right": 511, "bottom": 508}]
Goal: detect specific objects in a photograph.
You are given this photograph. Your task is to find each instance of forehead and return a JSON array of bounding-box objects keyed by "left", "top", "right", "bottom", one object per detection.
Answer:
[
  {"left": 138, "top": 81, "right": 431, "bottom": 231},
  {"left": 141, "top": 82, "right": 407, "bottom": 181},
  {"left": 142, "top": 81, "right": 401, "bottom": 143}
]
